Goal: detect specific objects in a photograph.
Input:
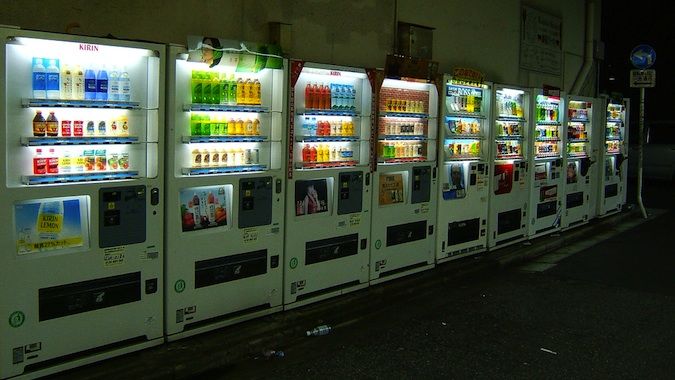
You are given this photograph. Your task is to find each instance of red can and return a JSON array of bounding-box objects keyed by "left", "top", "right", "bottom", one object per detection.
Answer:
[
  {"left": 61, "top": 120, "right": 72, "bottom": 137},
  {"left": 73, "top": 120, "right": 84, "bottom": 137}
]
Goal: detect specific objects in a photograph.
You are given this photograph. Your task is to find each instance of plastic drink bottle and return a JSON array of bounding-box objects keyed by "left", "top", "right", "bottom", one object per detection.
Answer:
[
  {"left": 191, "top": 70, "right": 201, "bottom": 103},
  {"left": 60, "top": 64, "right": 73, "bottom": 99},
  {"left": 108, "top": 66, "right": 120, "bottom": 101},
  {"left": 252, "top": 119, "right": 260, "bottom": 135},
  {"left": 33, "top": 148, "right": 46, "bottom": 174},
  {"left": 311, "top": 83, "right": 319, "bottom": 109},
  {"left": 32, "top": 58, "right": 47, "bottom": 99},
  {"left": 306, "top": 325, "right": 332, "bottom": 336},
  {"left": 323, "top": 84, "right": 331, "bottom": 109},
  {"left": 211, "top": 72, "right": 221, "bottom": 104},
  {"left": 59, "top": 150, "right": 72, "bottom": 173},
  {"left": 253, "top": 79, "right": 261, "bottom": 105},
  {"left": 74, "top": 65, "right": 84, "bottom": 100},
  {"left": 96, "top": 65, "right": 108, "bottom": 101},
  {"left": 302, "top": 144, "right": 310, "bottom": 162},
  {"left": 33, "top": 111, "right": 46, "bottom": 136},
  {"left": 228, "top": 74, "right": 236, "bottom": 105},
  {"left": 84, "top": 66, "right": 97, "bottom": 100},
  {"left": 236, "top": 77, "right": 244, "bottom": 104},
  {"left": 305, "top": 83, "right": 312, "bottom": 109},
  {"left": 119, "top": 66, "right": 131, "bottom": 101},
  {"left": 309, "top": 145, "right": 317, "bottom": 162},
  {"left": 46, "top": 59, "right": 60, "bottom": 99},
  {"left": 219, "top": 73, "right": 228, "bottom": 105},
  {"left": 202, "top": 72, "right": 212, "bottom": 104},
  {"left": 46, "top": 112, "right": 59, "bottom": 137},
  {"left": 244, "top": 78, "right": 253, "bottom": 104},
  {"left": 47, "top": 148, "right": 59, "bottom": 173}
]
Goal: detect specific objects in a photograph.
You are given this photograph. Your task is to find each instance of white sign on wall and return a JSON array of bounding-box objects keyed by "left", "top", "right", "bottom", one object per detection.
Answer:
[
  {"left": 630, "top": 69, "right": 655, "bottom": 88},
  {"left": 520, "top": 6, "right": 562, "bottom": 75}
]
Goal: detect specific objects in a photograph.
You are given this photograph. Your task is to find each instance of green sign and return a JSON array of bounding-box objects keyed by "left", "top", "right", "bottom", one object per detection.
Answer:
[
  {"left": 289, "top": 257, "right": 298, "bottom": 269},
  {"left": 174, "top": 279, "right": 186, "bottom": 293},
  {"left": 9, "top": 311, "right": 25, "bottom": 328},
  {"left": 375, "top": 239, "right": 382, "bottom": 249}
]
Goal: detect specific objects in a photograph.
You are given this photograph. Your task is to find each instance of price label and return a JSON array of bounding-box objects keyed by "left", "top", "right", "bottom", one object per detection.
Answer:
[{"left": 242, "top": 228, "right": 259, "bottom": 244}]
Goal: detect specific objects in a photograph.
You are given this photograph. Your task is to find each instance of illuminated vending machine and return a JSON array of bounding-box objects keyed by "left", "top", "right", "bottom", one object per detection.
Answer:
[
  {"left": 368, "top": 69, "right": 438, "bottom": 284},
  {"left": 561, "top": 96, "right": 596, "bottom": 229},
  {"left": 487, "top": 85, "right": 531, "bottom": 249},
  {"left": 164, "top": 38, "right": 286, "bottom": 339},
  {"left": 436, "top": 74, "right": 491, "bottom": 262},
  {"left": 597, "top": 98, "right": 630, "bottom": 217},
  {"left": 526, "top": 90, "right": 565, "bottom": 238},
  {"left": 0, "top": 27, "right": 164, "bottom": 378},
  {"left": 284, "top": 61, "right": 372, "bottom": 308}
]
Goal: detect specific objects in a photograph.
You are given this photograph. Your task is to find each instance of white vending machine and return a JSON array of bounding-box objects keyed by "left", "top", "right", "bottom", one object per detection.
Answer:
[
  {"left": 561, "top": 96, "right": 597, "bottom": 229},
  {"left": 436, "top": 75, "right": 491, "bottom": 262},
  {"left": 487, "top": 85, "right": 531, "bottom": 249},
  {"left": 369, "top": 70, "right": 438, "bottom": 284},
  {"left": 527, "top": 91, "right": 565, "bottom": 238},
  {"left": 284, "top": 61, "right": 372, "bottom": 308},
  {"left": 598, "top": 97, "right": 630, "bottom": 217},
  {"left": 0, "top": 27, "right": 164, "bottom": 378},
  {"left": 164, "top": 40, "right": 286, "bottom": 340}
]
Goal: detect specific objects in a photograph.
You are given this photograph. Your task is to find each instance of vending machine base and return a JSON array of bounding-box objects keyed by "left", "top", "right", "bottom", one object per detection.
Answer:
[
  {"left": 283, "top": 169, "right": 371, "bottom": 310},
  {"left": 369, "top": 164, "right": 436, "bottom": 285}
]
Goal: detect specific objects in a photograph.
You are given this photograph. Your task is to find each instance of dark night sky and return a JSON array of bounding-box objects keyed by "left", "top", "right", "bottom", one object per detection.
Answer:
[{"left": 600, "top": 2, "right": 674, "bottom": 133}]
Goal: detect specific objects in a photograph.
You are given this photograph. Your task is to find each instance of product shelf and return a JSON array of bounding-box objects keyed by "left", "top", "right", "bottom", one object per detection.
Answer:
[
  {"left": 181, "top": 165, "right": 267, "bottom": 175},
  {"left": 380, "top": 157, "right": 428, "bottom": 164},
  {"left": 535, "top": 137, "right": 561, "bottom": 142},
  {"left": 22, "top": 98, "right": 140, "bottom": 110},
  {"left": 21, "top": 136, "right": 139, "bottom": 146},
  {"left": 184, "top": 103, "right": 269, "bottom": 113},
  {"left": 182, "top": 136, "right": 268, "bottom": 144},
  {"left": 295, "top": 160, "right": 358, "bottom": 170},
  {"left": 446, "top": 112, "right": 486, "bottom": 119},
  {"left": 379, "top": 135, "right": 427, "bottom": 141},
  {"left": 495, "top": 135, "right": 524, "bottom": 141},
  {"left": 299, "top": 109, "right": 358, "bottom": 117},
  {"left": 22, "top": 171, "right": 139, "bottom": 185},
  {"left": 295, "top": 136, "right": 359, "bottom": 143},
  {"left": 568, "top": 138, "right": 589, "bottom": 143},
  {"left": 382, "top": 112, "right": 429, "bottom": 119},
  {"left": 535, "top": 121, "right": 561, "bottom": 126}
]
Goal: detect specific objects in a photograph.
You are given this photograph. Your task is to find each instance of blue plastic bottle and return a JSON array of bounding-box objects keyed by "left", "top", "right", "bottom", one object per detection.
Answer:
[
  {"left": 45, "top": 59, "right": 60, "bottom": 99},
  {"left": 96, "top": 65, "right": 108, "bottom": 101},
  {"left": 84, "top": 66, "right": 97, "bottom": 100},
  {"left": 32, "top": 58, "right": 47, "bottom": 99}
]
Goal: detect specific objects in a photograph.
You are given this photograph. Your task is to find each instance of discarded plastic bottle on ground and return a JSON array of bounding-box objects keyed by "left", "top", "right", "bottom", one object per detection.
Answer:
[
  {"left": 262, "top": 350, "right": 285, "bottom": 358},
  {"left": 306, "top": 324, "right": 332, "bottom": 336}
]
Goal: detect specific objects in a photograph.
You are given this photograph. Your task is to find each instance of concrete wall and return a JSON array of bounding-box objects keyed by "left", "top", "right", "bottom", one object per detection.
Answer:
[{"left": 0, "top": 0, "right": 601, "bottom": 94}]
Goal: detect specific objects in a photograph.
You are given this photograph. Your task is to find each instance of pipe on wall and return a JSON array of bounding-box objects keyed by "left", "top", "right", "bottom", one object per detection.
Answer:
[{"left": 570, "top": 0, "right": 595, "bottom": 95}]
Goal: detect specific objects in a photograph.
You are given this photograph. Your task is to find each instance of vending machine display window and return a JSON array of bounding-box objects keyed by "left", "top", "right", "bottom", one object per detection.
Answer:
[{"left": 14, "top": 195, "right": 90, "bottom": 255}]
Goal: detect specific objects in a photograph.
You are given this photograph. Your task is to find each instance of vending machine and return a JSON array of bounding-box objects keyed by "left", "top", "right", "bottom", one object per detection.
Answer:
[
  {"left": 284, "top": 61, "right": 372, "bottom": 308},
  {"left": 597, "top": 98, "right": 630, "bottom": 217},
  {"left": 526, "top": 90, "right": 565, "bottom": 238},
  {"left": 561, "top": 96, "right": 596, "bottom": 229},
  {"left": 164, "top": 39, "right": 286, "bottom": 340},
  {"left": 0, "top": 27, "right": 164, "bottom": 378},
  {"left": 368, "top": 70, "right": 438, "bottom": 284},
  {"left": 487, "top": 85, "right": 531, "bottom": 249},
  {"left": 436, "top": 75, "right": 491, "bottom": 262}
]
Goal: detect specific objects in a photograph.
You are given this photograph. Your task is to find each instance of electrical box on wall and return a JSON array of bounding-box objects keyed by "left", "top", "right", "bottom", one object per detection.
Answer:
[{"left": 397, "top": 22, "right": 434, "bottom": 60}]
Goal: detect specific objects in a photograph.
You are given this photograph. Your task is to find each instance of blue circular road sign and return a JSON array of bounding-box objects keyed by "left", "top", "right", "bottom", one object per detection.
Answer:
[{"left": 630, "top": 45, "right": 656, "bottom": 69}]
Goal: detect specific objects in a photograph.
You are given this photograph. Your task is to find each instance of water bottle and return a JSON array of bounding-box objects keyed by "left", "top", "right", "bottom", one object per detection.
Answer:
[
  {"left": 108, "top": 66, "right": 120, "bottom": 101},
  {"left": 96, "top": 65, "right": 109, "bottom": 101},
  {"left": 84, "top": 66, "right": 97, "bottom": 100},
  {"left": 306, "top": 324, "right": 332, "bottom": 336},
  {"left": 46, "top": 59, "right": 60, "bottom": 99},
  {"left": 119, "top": 66, "right": 131, "bottom": 101},
  {"left": 32, "top": 58, "right": 47, "bottom": 99}
]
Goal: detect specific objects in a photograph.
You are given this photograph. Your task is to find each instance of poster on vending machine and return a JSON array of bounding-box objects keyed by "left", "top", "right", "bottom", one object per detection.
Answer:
[
  {"left": 186, "top": 35, "right": 283, "bottom": 71},
  {"left": 442, "top": 164, "right": 466, "bottom": 200},
  {"left": 567, "top": 162, "right": 578, "bottom": 184},
  {"left": 494, "top": 163, "right": 514, "bottom": 195},
  {"left": 179, "top": 185, "right": 231, "bottom": 232},
  {"left": 14, "top": 196, "right": 89, "bottom": 255},
  {"left": 379, "top": 173, "right": 405, "bottom": 205},
  {"left": 295, "top": 179, "right": 329, "bottom": 216}
]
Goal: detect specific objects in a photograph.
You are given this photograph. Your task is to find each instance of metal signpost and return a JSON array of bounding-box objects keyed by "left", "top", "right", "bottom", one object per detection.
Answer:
[{"left": 629, "top": 44, "right": 656, "bottom": 219}]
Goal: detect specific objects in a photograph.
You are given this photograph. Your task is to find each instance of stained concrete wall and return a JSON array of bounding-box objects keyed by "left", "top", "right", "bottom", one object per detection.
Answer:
[{"left": 0, "top": 0, "right": 601, "bottom": 94}]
